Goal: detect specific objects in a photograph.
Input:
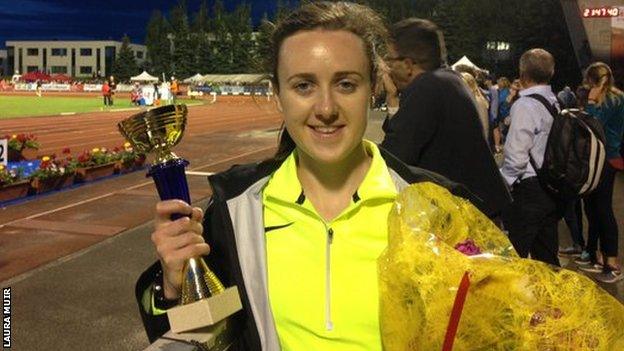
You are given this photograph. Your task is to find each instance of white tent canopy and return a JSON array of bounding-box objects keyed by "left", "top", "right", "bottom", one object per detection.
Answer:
[
  {"left": 130, "top": 71, "right": 159, "bottom": 82},
  {"left": 183, "top": 73, "right": 204, "bottom": 84},
  {"left": 200, "top": 74, "right": 270, "bottom": 84},
  {"left": 451, "top": 56, "right": 482, "bottom": 71}
]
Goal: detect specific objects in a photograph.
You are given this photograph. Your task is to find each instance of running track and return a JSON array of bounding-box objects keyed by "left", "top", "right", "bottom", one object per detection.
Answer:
[{"left": 0, "top": 95, "right": 282, "bottom": 158}]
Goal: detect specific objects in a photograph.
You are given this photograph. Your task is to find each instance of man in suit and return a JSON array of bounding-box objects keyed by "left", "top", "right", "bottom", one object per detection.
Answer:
[{"left": 380, "top": 18, "right": 511, "bottom": 218}]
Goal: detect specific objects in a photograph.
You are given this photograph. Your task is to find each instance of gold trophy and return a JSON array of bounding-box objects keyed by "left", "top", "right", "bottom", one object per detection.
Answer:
[{"left": 118, "top": 104, "right": 241, "bottom": 349}]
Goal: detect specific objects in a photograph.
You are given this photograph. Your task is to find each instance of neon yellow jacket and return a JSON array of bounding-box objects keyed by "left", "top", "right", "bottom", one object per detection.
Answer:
[{"left": 263, "top": 141, "right": 397, "bottom": 350}]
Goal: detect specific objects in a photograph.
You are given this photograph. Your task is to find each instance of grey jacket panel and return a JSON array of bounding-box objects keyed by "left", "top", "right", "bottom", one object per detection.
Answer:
[
  {"left": 226, "top": 176, "right": 281, "bottom": 351},
  {"left": 388, "top": 168, "right": 411, "bottom": 192}
]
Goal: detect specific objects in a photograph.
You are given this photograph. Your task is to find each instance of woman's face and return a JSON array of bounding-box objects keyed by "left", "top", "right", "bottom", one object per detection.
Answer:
[{"left": 276, "top": 29, "right": 372, "bottom": 165}]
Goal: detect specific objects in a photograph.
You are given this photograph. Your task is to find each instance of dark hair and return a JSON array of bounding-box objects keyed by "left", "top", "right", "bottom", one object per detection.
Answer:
[
  {"left": 389, "top": 18, "right": 446, "bottom": 71},
  {"left": 519, "top": 48, "right": 555, "bottom": 84},
  {"left": 267, "top": 1, "right": 388, "bottom": 161}
]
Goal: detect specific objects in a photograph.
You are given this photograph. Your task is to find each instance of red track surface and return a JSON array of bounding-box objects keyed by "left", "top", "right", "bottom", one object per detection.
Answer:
[
  {"left": 0, "top": 96, "right": 282, "bottom": 282},
  {"left": 0, "top": 95, "right": 281, "bottom": 157}
]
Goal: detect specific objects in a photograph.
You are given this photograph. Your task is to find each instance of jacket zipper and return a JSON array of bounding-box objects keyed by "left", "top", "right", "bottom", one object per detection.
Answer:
[{"left": 325, "top": 226, "right": 334, "bottom": 331}]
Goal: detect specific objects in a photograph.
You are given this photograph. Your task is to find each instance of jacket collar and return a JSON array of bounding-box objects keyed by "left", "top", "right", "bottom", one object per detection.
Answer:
[
  {"left": 264, "top": 140, "right": 397, "bottom": 206},
  {"left": 208, "top": 142, "right": 475, "bottom": 206}
]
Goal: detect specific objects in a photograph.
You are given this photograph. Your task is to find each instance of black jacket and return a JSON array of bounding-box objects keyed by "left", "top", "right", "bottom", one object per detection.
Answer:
[
  {"left": 381, "top": 68, "right": 511, "bottom": 217},
  {"left": 135, "top": 148, "right": 481, "bottom": 350}
]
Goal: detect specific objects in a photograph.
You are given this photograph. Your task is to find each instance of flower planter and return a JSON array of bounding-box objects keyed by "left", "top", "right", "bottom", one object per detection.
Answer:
[
  {"left": 7, "top": 148, "right": 38, "bottom": 161},
  {"left": 0, "top": 181, "right": 30, "bottom": 202},
  {"left": 115, "top": 161, "right": 134, "bottom": 174},
  {"left": 56, "top": 173, "right": 75, "bottom": 189},
  {"left": 75, "top": 163, "right": 116, "bottom": 183},
  {"left": 7, "top": 149, "right": 21, "bottom": 162},
  {"left": 21, "top": 148, "right": 38, "bottom": 160},
  {"left": 135, "top": 155, "right": 147, "bottom": 168},
  {"left": 30, "top": 174, "right": 76, "bottom": 194},
  {"left": 116, "top": 155, "right": 147, "bottom": 174}
]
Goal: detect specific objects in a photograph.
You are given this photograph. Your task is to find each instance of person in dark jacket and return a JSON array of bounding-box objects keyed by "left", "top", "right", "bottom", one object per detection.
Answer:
[
  {"left": 379, "top": 18, "right": 511, "bottom": 218},
  {"left": 135, "top": 3, "right": 485, "bottom": 350}
]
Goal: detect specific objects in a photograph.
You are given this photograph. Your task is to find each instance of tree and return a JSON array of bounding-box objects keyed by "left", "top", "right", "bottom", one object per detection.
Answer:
[
  {"left": 169, "top": 0, "right": 194, "bottom": 78},
  {"left": 229, "top": 3, "right": 254, "bottom": 73},
  {"left": 192, "top": 1, "right": 214, "bottom": 74},
  {"left": 253, "top": 12, "right": 273, "bottom": 73},
  {"left": 192, "top": 0, "right": 210, "bottom": 33},
  {"left": 211, "top": 0, "right": 232, "bottom": 73},
  {"left": 145, "top": 10, "right": 172, "bottom": 78},
  {"left": 112, "top": 35, "right": 139, "bottom": 82}
]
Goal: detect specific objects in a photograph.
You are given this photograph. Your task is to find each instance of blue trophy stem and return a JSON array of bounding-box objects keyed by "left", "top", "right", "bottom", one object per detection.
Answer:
[{"left": 147, "top": 158, "right": 191, "bottom": 220}]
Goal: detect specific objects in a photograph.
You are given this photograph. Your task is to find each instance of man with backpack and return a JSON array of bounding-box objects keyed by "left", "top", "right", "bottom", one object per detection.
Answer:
[{"left": 500, "top": 48, "right": 561, "bottom": 266}]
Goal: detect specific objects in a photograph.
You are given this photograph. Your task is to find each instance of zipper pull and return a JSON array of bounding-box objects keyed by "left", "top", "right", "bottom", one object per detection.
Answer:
[{"left": 327, "top": 228, "right": 334, "bottom": 244}]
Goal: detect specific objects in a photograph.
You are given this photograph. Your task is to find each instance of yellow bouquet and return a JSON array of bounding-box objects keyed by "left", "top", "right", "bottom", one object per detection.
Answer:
[{"left": 379, "top": 183, "right": 624, "bottom": 350}]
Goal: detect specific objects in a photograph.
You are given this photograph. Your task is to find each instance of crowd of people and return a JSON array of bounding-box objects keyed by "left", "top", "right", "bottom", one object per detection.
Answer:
[
  {"left": 130, "top": 2, "right": 623, "bottom": 349},
  {"left": 99, "top": 76, "right": 180, "bottom": 107},
  {"left": 452, "top": 52, "right": 624, "bottom": 283}
]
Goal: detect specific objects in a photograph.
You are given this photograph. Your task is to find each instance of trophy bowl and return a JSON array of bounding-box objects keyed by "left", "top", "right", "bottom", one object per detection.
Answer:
[{"left": 118, "top": 104, "right": 188, "bottom": 163}]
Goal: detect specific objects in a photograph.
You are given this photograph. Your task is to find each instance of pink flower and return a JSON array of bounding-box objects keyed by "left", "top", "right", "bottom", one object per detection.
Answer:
[{"left": 454, "top": 239, "right": 482, "bottom": 256}]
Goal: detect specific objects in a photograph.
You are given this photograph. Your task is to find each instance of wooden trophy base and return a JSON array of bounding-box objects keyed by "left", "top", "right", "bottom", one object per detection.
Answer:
[{"left": 167, "top": 286, "right": 242, "bottom": 334}]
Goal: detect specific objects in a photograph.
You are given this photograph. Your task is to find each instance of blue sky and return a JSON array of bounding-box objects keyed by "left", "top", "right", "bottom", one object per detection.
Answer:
[{"left": 0, "top": 0, "right": 278, "bottom": 47}]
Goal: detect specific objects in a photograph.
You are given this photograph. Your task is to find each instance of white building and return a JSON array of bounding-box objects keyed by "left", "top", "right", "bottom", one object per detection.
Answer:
[{"left": 4, "top": 40, "right": 147, "bottom": 78}]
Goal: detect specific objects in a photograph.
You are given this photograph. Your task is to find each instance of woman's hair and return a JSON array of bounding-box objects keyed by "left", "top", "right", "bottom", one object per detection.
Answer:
[
  {"left": 497, "top": 77, "right": 511, "bottom": 89},
  {"left": 460, "top": 72, "right": 486, "bottom": 102},
  {"left": 584, "top": 62, "right": 623, "bottom": 100},
  {"left": 267, "top": 1, "right": 388, "bottom": 161}
]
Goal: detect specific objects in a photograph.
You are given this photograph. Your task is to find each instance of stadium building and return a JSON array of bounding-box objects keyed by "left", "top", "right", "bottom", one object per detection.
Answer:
[
  {"left": 0, "top": 49, "right": 7, "bottom": 77},
  {"left": 4, "top": 40, "right": 147, "bottom": 78}
]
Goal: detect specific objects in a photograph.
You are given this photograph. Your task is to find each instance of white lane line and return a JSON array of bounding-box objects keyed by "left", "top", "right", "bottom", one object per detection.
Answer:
[
  {"left": 0, "top": 146, "right": 275, "bottom": 227},
  {"left": 185, "top": 171, "right": 215, "bottom": 176}
]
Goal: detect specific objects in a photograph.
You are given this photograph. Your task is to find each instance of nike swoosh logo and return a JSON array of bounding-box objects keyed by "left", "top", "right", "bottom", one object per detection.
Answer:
[{"left": 265, "top": 223, "right": 294, "bottom": 233}]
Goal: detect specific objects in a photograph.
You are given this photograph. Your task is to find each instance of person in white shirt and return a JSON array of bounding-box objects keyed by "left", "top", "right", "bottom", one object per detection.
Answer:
[{"left": 500, "top": 48, "right": 561, "bottom": 266}]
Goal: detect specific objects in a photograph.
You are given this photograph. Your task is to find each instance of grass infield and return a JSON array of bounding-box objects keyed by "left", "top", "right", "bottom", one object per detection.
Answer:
[{"left": 0, "top": 95, "right": 201, "bottom": 119}]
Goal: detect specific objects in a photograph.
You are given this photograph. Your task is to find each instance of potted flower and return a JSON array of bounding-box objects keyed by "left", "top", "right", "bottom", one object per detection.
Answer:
[
  {"left": 0, "top": 164, "right": 29, "bottom": 202},
  {"left": 114, "top": 142, "right": 147, "bottom": 174},
  {"left": 4, "top": 133, "right": 40, "bottom": 161},
  {"left": 74, "top": 147, "right": 117, "bottom": 182},
  {"left": 29, "top": 151, "right": 77, "bottom": 194}
]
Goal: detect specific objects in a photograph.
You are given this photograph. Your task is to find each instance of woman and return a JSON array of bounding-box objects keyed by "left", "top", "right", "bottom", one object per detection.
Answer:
[
  {"left": 576, "top": 62, "right": 624, "bottom": 284},
  {"left": 135, "top": 2, "right": 476, "bottom": 350},
  {"left": 460, "top": 72, "right": 489, "bottom": 140},
  {"left": 496, "top": 77, "right": 513, "bottom": 138}
]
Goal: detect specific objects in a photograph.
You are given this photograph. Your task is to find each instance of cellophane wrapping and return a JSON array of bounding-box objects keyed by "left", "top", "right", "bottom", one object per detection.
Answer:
[{"left": 379, "top": 182, "right": 624, "bottom": 350}]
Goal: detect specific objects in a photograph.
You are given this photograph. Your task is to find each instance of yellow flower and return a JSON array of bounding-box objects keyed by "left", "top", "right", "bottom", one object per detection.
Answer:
[
  {"left": 42, "top": 156, "right": 51, "bottom": 162},
  {"left": 123, "top": 142, "right": 131, "bottom": 148},
  {"left": 101, "top": 147, "right": 108, "bottom": 153},
  {"left": 0, "top": 164, "right": 5, "bottom": 170},
  {"left": 11, "top": 134, "right": 17, "bottom": 139},
  {"left": 92, "top": 148, "right": 100, "bottom": 153}
]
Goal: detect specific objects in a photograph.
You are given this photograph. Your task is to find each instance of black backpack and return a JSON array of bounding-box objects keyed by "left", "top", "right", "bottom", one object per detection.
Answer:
[{"left": 527, "top": 94, "right": 607, "bottom": 201}]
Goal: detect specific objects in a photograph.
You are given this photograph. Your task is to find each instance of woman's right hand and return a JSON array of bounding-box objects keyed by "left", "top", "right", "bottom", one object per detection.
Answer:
[
  {"left": 152, "top": 200, "right": 209, "bottom": 300},
  {"left": 588, "top": 75, "right": 608, "bottom": 104}
]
